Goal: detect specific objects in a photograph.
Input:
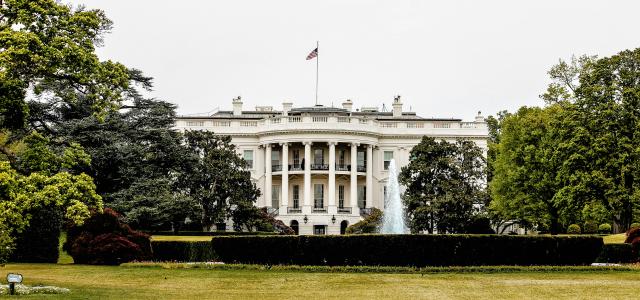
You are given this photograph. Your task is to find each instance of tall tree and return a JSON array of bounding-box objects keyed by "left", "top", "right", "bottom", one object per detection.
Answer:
[
  {"left": 399, "top": 136, "right": 486, "bottom": 233},
  {"left": 489, "top": 106, "right": 565, "bottom": 233},
  {"left": 179, "top": 131, "right": 261, "bottom": 231}
]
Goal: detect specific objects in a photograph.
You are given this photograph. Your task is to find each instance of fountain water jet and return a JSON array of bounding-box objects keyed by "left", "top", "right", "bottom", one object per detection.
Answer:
[{"left": 380, "top": 159, "right": 408, "bottom": 234}]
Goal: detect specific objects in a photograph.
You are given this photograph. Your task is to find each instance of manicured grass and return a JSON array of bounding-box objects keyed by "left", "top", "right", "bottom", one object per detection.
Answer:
[
  {"left": 3, "top": 264, "right": 640, "bottom": 299},
  {"left": 151, "top": 235, "right": 213, "bottom": 242},
  {"left": 604, "top": 233, "right": 627, "bottom": 244}
]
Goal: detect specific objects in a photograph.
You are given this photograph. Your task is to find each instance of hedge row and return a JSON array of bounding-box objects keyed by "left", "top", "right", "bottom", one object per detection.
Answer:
[
  {"left": 151, "top": 241, "right": 216, "bottom": 262},
  {"left": 595, "top": 243, "right": 635, "bottom": 263},
  {"left": 210, "top": 235, "right": 604, "bottom": 266},
  {"left": 149, "top": 231, "right": 277, "bottom": 236},
  {"left": 124, "top": 262, "right": 639, "bottom": 274}
]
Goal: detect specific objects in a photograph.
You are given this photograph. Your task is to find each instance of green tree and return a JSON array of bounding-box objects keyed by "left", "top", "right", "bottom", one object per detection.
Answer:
[
  {"left": 399, "top": 137, "right": 486, "bottom": 233},
  {"left": 489, "top": 106, "right": 565, "bottom": 233},
  {"left": 179, "top": 131, "right": 261, "bottom": 231}
]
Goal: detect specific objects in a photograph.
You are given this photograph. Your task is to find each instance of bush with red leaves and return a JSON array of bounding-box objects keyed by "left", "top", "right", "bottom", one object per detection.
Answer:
[
  {"left": 63, "top": 208, "right": 151, "bottom": 265},
  {"left": 624, "top": 226, "right": 640, "bottom": 261}
]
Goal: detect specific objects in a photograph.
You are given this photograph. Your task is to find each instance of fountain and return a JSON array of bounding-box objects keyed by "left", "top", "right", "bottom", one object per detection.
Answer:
[{"left": 380, "top": 159, "right": 408, "bottom": 234}]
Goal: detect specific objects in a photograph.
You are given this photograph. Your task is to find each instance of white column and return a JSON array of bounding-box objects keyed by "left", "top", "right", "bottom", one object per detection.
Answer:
[
  {"left": 265, "top": 143, "right": 272, "bottom": 208},
  {"left": 350, "top": 143, "right": 359, "bottom": 216},
  {"left": 328, "top": 141, "right": 337, "bottom": 214},
  {"left": 366, "top": 144, "right": 373, "bottom": 208},
  {"left": 280, "top": 142, "right": 289, "bottom": 215},
  {"left": 303, "top": 141, "right": 312, "bottom": 214}
]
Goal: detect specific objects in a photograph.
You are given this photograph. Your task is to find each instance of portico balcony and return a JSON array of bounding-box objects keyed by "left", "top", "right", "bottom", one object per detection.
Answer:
[
  {"left": 313, "top": 207, "right": 327, "bottom": 213},
  {"left": 287, "top": 207, "right": 302, "bottom": 214},
  {"left": 272, "top": 164, "right": 282, "bottom": 172},
  {"left": 311, "top": 164, "right": 329, "bottom": 170},
  {"left": 337, "top": 207, "right": 352, "bottom": 214}
]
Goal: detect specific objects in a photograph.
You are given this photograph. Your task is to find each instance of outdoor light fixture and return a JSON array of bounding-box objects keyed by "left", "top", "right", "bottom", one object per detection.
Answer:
[
  {"left": 7, "top": 273, "right": 23, "bottom": 295},
  {"left": 303, "top": 215, "right": 308, "bottom": 224},
  {"left": 331, "top": 215, "right": 336, "bottom": 224}
]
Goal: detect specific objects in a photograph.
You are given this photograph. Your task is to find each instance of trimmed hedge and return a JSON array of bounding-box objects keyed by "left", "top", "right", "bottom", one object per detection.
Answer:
[
  {"left": 595, "top": 243, "right": 634, "bottom": 263},
  {"left": 151, "top": 241, "right": 216, "bottom": 262},
  {"left": 210, "top": 235, "right": 604, "bottom": 266},
  {"left": 149, "top": 231, "right": 277, "bottom": 236}
]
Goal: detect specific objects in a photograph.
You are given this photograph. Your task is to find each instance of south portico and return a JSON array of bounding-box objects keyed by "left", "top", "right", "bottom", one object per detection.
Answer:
[{"left": 259, "top": 137, "right": 376, "bottom": 235}]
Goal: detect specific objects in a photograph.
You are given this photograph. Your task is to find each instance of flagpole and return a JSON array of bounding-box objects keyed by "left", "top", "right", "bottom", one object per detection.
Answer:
[{"left": 315, "top": 41, "right": 319, "bottom": 106}]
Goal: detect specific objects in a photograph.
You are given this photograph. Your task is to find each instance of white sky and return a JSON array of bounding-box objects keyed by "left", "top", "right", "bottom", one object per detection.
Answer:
[{"left": 68, "top": 0, "right": 640, "bottom": 120}]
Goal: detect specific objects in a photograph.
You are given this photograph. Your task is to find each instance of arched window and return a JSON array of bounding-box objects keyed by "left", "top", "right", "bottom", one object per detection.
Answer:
[
  {"left": 290, "top": 220, "right": 299, "bottom": 235},
  {"left": 340, "top": 220, "right": 349, "bottom": 235}
]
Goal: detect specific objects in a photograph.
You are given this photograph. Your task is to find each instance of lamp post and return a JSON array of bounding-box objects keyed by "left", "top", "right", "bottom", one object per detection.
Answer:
[{"left": 303, "top": 215, "right": 308, "bottom": 224}]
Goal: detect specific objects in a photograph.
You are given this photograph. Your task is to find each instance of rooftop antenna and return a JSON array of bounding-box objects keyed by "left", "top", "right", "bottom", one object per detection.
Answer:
[{"left": 382, "top": 103, "right": 387, "bottom": 112}]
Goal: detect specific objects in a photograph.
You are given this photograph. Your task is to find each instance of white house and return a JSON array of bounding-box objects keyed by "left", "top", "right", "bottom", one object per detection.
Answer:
[{"left": 174, "top": 97, "right": 489, "bottom": 235}]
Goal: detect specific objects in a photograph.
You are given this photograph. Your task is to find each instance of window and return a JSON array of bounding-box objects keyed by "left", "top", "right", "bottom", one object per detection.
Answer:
[
  {"left": 271, "top": 150, "right": 280, "bottom": 167},
  {"left": 292, "top": 185, "right": 300, "bottom": 208},
  {"left": 338, "top": 150, "right": 345, "bottom": 166},
  {"left": 384, "top": 151, "right": 394, "bottom": 170},
  {"left": 314, "top": 184, "right": 324, "bottom": 208},
  {"left": 314, "top": 149, "right": 324, "bottom": 165},
  {"left": 187, "top": 121, "right": 204, "bottom": 126},
  {"left": 314, "top": 225, "right": 326, "bottom": 235},
  {"left": 338, "top": 185, "right": 345, "bottom": 208},
  {"left": 358, "top": 185, "right": 366, "bottom": 208},
  {"left": 243, "top": 150, "right": 254, "bottom": 169},
  {"left": 272, "top": 185, "right": 280, "bottom": 208},
  {"left": 357, "top": 151, "right": 367, "bottom": 172},
  {"left": 290, "top": 220, "right": 299, "bottom": 235},
  {"left": 293, "top": 149, "right": 300, "bottom": 168}
]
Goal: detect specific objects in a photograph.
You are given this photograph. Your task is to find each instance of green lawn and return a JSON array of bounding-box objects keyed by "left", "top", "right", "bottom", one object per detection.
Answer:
[
  {"left": 151, "top": 235, "right": 213, "bottom": 242},
  {"left": 604, "top": 233, "right": 627, "bottom": 244},
  {"left": 2, "top": 264, "right": 640, "bottom": 299}
]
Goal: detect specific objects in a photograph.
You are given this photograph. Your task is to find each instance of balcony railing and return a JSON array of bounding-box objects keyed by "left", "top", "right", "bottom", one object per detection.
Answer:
[
  {"left": 338, "top": 207, "right": 352, "bottom": 214},
  {"left": 357, "top": 165, "right": 366, "bottom": 172},
  {"left": 271, "top": 164, "right": 282, "bottom": 172},
  {"left": 287, "top": 207, "right": 302, "bottom": 214},
  {"left": 311, "top": 164, "right": 329, "bottom": 170},
  {"left": 267, "top": 207, "right": 279, "bottom": 216},
  {"left": 290, "top": 164, "right": 303, "bottom": 171},
  {"left": 313, "top": 207, "right": 327, "bottom": 213},
  {"left": 335, "top": 164, "right": 350, "bottom": 171}
]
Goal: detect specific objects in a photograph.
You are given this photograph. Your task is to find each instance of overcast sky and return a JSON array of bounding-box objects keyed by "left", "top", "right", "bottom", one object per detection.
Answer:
[{"left": 68, "top": 0, "right": 640, "bottom": 120}]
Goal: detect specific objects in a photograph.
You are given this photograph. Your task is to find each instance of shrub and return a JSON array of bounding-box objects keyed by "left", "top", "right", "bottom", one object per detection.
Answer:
[
  {"left": 0, "top": 224, "right": 13, "bottom": 265},
  {"left": 625, "top": 226, "right": 640, "bottom": 260},
  {"left": 10, "top": 207, "right": 61, "bottom": 263},
  {"left": 346, "top": 208, "right": 382, "bottom": 234},
  {"left": 64, "top": 208, "right": 151, "bottom": 265},
  {"left": 595, "top": 243, "right": 634, "bottom": 263},
  {"left": 598, "top": 223, "right": 612, "bottom": 234},
  {"left": 567, "top": 224, "right": 581, "bottom": 234},
  {"left": 630, "top": 223, "right": 640, "bottom": 230},
  {"left": 211, "top": 235, "right": 603, "bottom": 266},
  {"left": 151, "top": 241, "right": 216, "bottom": 262},
  {"left": 583, "top": 221, "right": 598, "bottom": 234}
]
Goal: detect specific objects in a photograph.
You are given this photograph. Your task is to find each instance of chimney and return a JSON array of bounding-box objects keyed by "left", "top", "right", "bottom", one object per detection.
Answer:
[
  {"left": 342, "top": 99, "right": 353, "bottom": 112},
  {"left": 392, "top": 95, "right": 403, "bottom": 118},
  {"left": 475, "top": 111, "right": 485, "bottom": 122},
  {"left": 232, "top": 96, "right": 242, "bottom": 116},
  {"left": 282, "top": 102, "right": 293, "bottom": 116}
]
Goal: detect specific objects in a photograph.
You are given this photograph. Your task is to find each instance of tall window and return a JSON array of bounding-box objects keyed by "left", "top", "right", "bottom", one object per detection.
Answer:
[
  {"left": 292, "top": 185, "right": 300, "bottom": 208},
  {"left": 314, "top": 184, "right": 324, "bottom": 208},
  {"left": 357, "top": 185, "right": 366, "bottom": 208},
  {"left": 272, "top": 150, "right": 280, "bottom": 167},
  {"left": 272, "top": 185, "right": 280, "bottom": 208},
  {"left": 357, "top": 151, "right": 365, "bottom": 167},
  {"left": 243, "top": 150, "right": 254, "bottom": 169},
  {"left": 293, "top": 149, "right": 300, "bottom": 168},
  {"left": 384, "top": 151, "right": 394, "bottom": 170},
  {"left": 314, "top": 149, "right": 324, "bottom": 165},
  {"left": 338, "top": 150, "right": 345, "bottom": 166},
  {"left": 338, "top": 185, "right": 345, "bottom": 208}
]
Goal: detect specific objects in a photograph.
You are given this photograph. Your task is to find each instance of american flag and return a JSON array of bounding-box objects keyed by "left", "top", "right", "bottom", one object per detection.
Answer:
[{"left": 306, "top": 48, "right": 318, "bottom": 60}]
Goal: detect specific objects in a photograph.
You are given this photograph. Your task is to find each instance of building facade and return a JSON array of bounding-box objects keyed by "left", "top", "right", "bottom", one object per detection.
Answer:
[{"left": 175, "top": 97, "right": 489, "bottom": 235}]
